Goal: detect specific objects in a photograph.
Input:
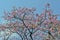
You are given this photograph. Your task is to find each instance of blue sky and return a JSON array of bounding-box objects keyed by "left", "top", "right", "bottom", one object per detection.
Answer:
[{"left": 0, "top": 0, "right": 60, "bottom": 24}]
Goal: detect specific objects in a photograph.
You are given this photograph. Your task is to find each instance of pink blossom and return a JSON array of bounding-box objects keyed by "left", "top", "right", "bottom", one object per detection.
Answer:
[
  {"left": 11, "top": 11, "right": 17, "bottom": 16},
  {"left": 47, "top": 11, "right": 51, "bottom": 16},
  {"left": 43, "top": 20, "right": 50, "bottom": 25},
  {"left": 40, "top": 13, "right": 44, "bottom": 18}
]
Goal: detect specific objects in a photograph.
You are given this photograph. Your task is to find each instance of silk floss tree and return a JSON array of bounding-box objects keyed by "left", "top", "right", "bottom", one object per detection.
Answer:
[{"left": 3, "top": 3, "right": 60, "bottom": 40}]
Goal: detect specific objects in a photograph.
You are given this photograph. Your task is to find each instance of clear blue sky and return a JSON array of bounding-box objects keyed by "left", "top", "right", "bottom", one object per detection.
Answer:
[{"left": 0, "top": 0, "right": 60, "bottom": 24}]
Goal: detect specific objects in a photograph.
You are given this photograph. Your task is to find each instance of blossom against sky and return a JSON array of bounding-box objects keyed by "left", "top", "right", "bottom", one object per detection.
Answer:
[{"left": 0, "top": 0, "right": 60, "bottom": 24}]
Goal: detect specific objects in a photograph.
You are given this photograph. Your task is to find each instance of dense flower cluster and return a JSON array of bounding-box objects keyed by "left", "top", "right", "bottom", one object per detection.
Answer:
[{"left": 0, "top": 4, "right": 60, "bottom": 40}]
